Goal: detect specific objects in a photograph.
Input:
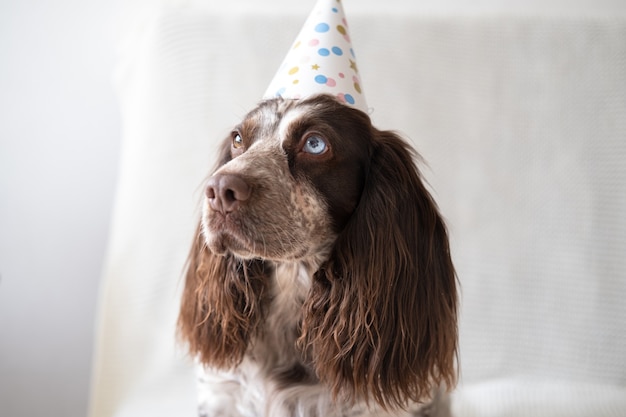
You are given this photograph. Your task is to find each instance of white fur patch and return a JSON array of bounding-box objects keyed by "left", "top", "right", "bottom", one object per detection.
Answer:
[{"left": 278, "top": 106, "right": 310, "bottom": 146}]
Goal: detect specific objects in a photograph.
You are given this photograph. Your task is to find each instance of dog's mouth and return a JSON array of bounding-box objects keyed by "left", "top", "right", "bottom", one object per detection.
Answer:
[
  {"left": 202, "top": 211, "right": 258, "bottom": 258},
  {"left": 201, "top": 211, "right": 319, "bottom": 261},
  {"left": 206, "top": 232, "right": 252, "bottom": 258}
]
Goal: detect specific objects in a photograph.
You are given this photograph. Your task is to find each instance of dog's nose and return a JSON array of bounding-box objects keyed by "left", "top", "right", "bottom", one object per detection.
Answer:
[{"left": 206, "top": 174, "right": 251, "bottom": 214}]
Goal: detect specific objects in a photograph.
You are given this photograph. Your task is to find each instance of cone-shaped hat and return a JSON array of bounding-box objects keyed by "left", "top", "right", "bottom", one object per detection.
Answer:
[{"left": 263, "top": 0, "right": 367, "bottom": 112}]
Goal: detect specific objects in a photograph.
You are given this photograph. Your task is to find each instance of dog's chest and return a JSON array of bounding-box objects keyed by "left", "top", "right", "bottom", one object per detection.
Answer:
[
  {"left": 251, "top": 262, "right": 312, "bottom": 370},
  {"left": 196, "top": 263, "right": 316, "bottom": 416}
]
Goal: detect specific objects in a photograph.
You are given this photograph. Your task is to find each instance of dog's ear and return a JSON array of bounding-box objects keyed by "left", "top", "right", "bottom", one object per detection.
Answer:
[
  {"left": 178, "top": 136, "right": 271, "bottom": 368},
  {"left": 301, "top": 131, "right": 458, "bottom": 408},
  {"left": 178, "top": 223, "right": 271, "bottom": 368}
]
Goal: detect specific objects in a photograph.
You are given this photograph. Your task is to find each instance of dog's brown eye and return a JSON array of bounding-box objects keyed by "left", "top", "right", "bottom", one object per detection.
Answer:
[
  {"left": 302, "top": 135, "right": 328, "bottom": 155},
  {"left": 232, "top": 133, "right": 243, "bottom": 149}
]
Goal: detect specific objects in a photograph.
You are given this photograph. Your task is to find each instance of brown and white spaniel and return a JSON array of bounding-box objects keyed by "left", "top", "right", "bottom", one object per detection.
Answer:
[{"left": 178, "top": 94, "right": 458, "bottom": 417}]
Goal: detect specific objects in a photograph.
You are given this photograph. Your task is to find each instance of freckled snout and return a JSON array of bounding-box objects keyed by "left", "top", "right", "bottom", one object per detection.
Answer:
[{"left": 206, "top": 173, "right": 251, "bottom": 214}]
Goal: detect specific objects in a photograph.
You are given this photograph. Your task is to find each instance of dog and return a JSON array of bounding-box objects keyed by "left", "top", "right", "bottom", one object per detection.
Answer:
[{"left": 178, "top": 94, "right": 458, "bottom": 417}]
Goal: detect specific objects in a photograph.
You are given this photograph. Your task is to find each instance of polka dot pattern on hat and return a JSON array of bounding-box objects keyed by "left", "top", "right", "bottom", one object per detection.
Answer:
[{"left": 263, "top": 0, "right": 367, "bottom": 112}]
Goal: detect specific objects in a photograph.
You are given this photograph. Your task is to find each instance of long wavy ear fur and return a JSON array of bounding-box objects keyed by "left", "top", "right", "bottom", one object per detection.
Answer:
[
  {"left": 178, "top": 137, "right": 272, "bottom": 368},
  {"left": 301, "top": 130, "right": 458, "bottom": 409},
  {"left": 178, "top": 224, "right": 272, "bottom": 368}
]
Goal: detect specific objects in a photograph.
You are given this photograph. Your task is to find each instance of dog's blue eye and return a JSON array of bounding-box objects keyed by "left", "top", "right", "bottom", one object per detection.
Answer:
[{"left": 302, "top": 135, "right": 327, "bottom": 155}]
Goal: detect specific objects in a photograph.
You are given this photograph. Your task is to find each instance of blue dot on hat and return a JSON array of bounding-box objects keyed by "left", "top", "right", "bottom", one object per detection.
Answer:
[
  {"left": 318, "top": 48, "right": 330, "bottom": 57},
  {"left": 332, "top": 8, "right": 338, "bottom": 13},
  {"left": 315, "top": 75, "right": 328, "bottom": 84},
  {"left": 332, "top": 46, "right": 343, "bottom": 56},
  {"left": 314, "top": 23, "right": 330, "bottom": 33},
  {"left": 344, "top": 94, "right": 355, "bottom": 104}
]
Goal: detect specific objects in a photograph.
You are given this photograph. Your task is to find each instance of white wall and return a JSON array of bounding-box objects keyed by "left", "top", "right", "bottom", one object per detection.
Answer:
[
  {"left": 1, "top": 1, "right": 624, "bottom": 417},
  {"left": 0, "top": 1, "right": 121, "bottom": 416}
]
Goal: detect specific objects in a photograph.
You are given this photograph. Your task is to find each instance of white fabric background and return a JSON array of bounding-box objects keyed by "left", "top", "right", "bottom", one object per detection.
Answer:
[{"left": 89, "top": 1, "right": 626, "bottom": 416}]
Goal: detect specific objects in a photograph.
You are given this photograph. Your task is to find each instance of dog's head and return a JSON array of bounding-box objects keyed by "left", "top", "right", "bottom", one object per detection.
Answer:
[
  {"left": 179, "top": 94, "right": 457, "bottom": 408},
  {"left": 201, "top": 94, "right": 371, "bottom": 262}
]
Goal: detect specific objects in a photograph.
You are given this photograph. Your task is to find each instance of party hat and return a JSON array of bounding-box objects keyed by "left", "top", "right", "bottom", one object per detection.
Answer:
[{"left": 263, "top": 0, "right": 367, "bottom": 112}]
